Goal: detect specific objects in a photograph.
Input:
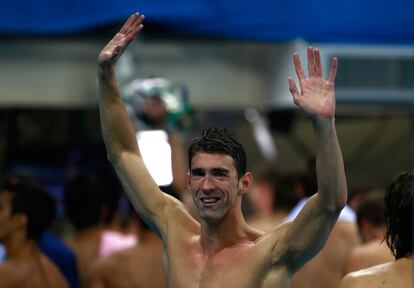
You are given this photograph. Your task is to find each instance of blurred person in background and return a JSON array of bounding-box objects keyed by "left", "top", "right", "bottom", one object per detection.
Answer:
[
  {"left": 1, "top": 173, "right": 79, "bottom": 288},
  {"left": 64, "top": 171, "right": 137, "bottom": 288},
  {"left": 0, "top": 178, "right": 68, "bottom": 287},
  {"left": 279, "top": 158, "right": 360, "bottom": 288},
  {"left": 345, "top": 191, "right": 393, "bottom": 273},
  {"left": 64, "top": 171, "right": 106, "bottom": 287},
  {"left": 248, "top": 164, "right": 300, "bottom": 231},
  {"left": 340, "top": 172, "right": 413, "bottom": 288},
  {"left": 90, "top": 206, "right": 166, "bottom": 288},
  {"left": 347, "top": 185, "right": 374, "bottom": 212}
]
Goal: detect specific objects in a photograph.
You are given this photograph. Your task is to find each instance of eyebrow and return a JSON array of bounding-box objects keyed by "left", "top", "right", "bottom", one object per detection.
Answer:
[
  {"left": 190, "top": 167, "right": 230, "bottom": 174},
  {"left": 190, "top": 168, "right": 204, "bottom": 174},
  {"left": 211, "top": 168, "right": 230, "bottom": 174}
]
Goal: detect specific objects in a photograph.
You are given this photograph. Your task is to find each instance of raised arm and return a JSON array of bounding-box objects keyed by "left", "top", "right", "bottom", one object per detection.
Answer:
[
  {"left": 97, "top": 13, "right": 181, "bottom": 237},
  {"left": 272, "top": 47, "right": 347, "bottom": 273}
]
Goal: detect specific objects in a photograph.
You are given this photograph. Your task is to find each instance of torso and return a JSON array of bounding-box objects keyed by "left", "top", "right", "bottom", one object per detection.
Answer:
[
  {"left": 163, "top": 212, "right": 290, "bottom": 288},
  {"left": 96, "top": 234, "right": 166, "bottom": 288},
  {"left": 65, "top": 227, "right": 102, "bottom": 287},
  {"left": 0, "top": 248, "right": 68, "bottom": 288}
]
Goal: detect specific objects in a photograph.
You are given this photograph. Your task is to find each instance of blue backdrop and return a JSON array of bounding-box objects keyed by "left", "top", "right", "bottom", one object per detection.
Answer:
[{"left": 1, "top": 0, "right": 414, "bottom": 42}]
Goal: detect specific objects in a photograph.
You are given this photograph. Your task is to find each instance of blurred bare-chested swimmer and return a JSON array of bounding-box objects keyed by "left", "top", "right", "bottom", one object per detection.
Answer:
[
  {"left": 340, "top": 172, "right": 413, "bottom": 288},
  {"left": 0, "top": 180, "right": 68, "bottom": 288},
  {"left": 97, "top": 13, "right": 347, "bottom": 288},
  {"left": 90, "top": 214, "right": 165, "bottom": 288}
]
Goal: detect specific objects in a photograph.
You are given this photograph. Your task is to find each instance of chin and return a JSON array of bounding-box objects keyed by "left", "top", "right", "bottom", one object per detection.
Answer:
[{"left": 200, "top": 210, "right": 227, "bottom": 224}]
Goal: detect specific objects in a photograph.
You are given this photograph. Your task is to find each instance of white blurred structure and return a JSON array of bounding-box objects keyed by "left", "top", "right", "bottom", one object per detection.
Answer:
[{"left": 137, "top": 130, "right": 173, "bottom": 186}]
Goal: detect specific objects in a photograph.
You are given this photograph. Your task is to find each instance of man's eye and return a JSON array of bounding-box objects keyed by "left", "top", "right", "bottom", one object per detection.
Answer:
[
  {"left": 191, "top": 170, "right": 204, "bottom": 177},
  {"left": 214, "top": 172, "right": 227, "bottom": 177}
]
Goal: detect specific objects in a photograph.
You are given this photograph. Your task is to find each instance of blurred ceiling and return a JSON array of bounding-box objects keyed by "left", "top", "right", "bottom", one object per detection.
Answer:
[{"left": 1, "top": 0, "right": 414, "bottom": 43}]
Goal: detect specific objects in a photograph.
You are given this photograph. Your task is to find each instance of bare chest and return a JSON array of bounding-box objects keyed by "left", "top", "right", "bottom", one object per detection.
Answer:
[{"left": 165, "top": 242, "right": 282, "bottom": 288}]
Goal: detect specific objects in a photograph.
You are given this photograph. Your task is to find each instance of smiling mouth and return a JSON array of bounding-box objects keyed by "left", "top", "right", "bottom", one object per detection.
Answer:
[{"left": 200, "top": 197, "right": 221, "bottom": 206}]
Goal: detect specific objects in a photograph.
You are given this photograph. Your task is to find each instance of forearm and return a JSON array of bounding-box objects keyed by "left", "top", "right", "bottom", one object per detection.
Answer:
[
  {"left": 313, "top": 117, "right": 347, "bottom": 210},
  {"left": 98, "top": 66, "right": 140, "bottom": 161}
]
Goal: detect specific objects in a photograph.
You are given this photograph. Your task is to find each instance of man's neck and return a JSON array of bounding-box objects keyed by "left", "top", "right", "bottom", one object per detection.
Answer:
[
  {"left": 5, "top": 234, "right": 39, "bottom": 260},
  {"left": 199, "top": 209, "right": 260, "bottom": 254}
]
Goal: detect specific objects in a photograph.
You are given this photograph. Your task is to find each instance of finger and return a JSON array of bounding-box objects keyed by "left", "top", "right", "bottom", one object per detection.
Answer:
[
  {"left": 328, "top": 57, "right": 338, "bottom": 83},
  {"left": 293, "top": 52, "right": 306, "bottom": 86},
  {"left": 124, "top": 24, "right": 143, "bottom": 46},
  {"left": 314, "top": 48, "right": 322, "bottom": 78},
  {"left": 288, "top": 76, "right": 300, "bottom": 103},
  {"left": 119, "top": 13, "right": 137, "bottom": 34},
  {"left": 307, "top": 46, "right": 316, "bottom": 77},
  {"left": 127, "top": 15, "right": 144, "bottom": 37},
  {"left": 126, "top": 14, "right": 142, "bottom": 34}
]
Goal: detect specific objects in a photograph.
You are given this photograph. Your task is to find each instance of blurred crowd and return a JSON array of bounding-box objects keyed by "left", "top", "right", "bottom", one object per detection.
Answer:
[{"left": 0, "top": 128, "right": 411, "bottom": 287}]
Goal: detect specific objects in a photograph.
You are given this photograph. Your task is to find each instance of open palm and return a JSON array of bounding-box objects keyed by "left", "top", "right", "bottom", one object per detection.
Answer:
[
  {"left": 289, "top": 47, "right": 338, "bottom": 119},
  {"left": 98, "top": 13, "right": 144, "bottom": 69}
]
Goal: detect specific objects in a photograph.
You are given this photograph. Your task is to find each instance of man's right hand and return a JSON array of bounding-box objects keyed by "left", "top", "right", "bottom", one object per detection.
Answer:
[{"left": 97, "top": 13, "right": 144, "bottom": 69}]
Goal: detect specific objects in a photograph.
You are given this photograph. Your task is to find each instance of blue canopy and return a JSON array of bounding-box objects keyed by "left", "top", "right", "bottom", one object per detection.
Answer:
[{"left": 1, "top": 0, "right": 414, "bottom": 43}]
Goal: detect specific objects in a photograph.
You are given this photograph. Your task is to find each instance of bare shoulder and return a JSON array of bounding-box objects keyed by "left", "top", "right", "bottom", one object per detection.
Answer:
[
  {"left": 341, "top": 260, "right": 412, "bottom": 288},
  {"left": 41, "top": 255, "right": 69, "bottom": 288},
  {"left": 339, "top": 272, "right": 370, "bottom": 288},
  {"left": 340, "top": 264, "right": 389, "bottom": 288},
  {"left": 0, "top": 262, "right": 19, "bottom": 286}
]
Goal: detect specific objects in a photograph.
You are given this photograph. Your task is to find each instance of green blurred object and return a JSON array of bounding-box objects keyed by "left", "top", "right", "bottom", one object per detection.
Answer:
[{"left": 122, "top": 77, "right": 196, "bottom": 130}]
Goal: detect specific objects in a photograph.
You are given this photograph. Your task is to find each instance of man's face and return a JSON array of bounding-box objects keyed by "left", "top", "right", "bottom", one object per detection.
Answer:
[
  {"left": 0, "top": 192, "right": 16, "bottom": 242},
  {"left": 188, "top": 152, "right": 243, "bottom": 222}
]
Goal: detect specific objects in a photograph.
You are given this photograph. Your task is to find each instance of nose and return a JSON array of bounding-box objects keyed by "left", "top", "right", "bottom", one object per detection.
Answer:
[{"left": 200, "top": 175, "right": 215, "bottom": 191}]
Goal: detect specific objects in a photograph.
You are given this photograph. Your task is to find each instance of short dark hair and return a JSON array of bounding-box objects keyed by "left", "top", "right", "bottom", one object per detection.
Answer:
[
  {"left": 64, "top": 172, "right": 103, "bottom": 230},
  {"left": 3, "top": 181, "right": 56, "bottom": 241},
  {"left": 188, "top": 128, "right": 247, "bottom": 178},
  {"left": 356, "top": 192, "right": 385, "bottom": 228},
  {"left": 384, "top": 172, "right": 413, "bottom": 259}
]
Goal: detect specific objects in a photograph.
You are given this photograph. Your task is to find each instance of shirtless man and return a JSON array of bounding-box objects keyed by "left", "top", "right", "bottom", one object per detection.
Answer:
[
  {"left": 64, "top": 171, "right": 106, "bottom": 287},
  {"left": 345, "top": 192, "right": 393, "bottom": 273},
  {"left": 0, "top": 181, "right": 68, "bottom": 288},
  {"left": 97, "top": 13, "right": 347, "bottom": 287},
  {"left": 340, "top": 172, "right": 413, "bottom": 288},
  {"left": 90, "top": 216, "right": 165, "bottom": 288}
]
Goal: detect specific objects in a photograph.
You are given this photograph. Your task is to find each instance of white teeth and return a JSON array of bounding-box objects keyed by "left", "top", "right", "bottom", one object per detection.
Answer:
[{"left": 202, "top": 198, "right": 219, "bottom": 203}]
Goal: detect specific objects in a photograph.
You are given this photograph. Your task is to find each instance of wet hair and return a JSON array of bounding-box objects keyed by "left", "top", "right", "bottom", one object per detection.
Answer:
[
  {"left": 188, "top": 128, "right": 247, "bottom": 178},
  {"left": 384, "top": 172, "right": 413, "bottom": 259},
  {"left": 2, "top": 179, "right": 56, "bottom": 241},
  {"left": 356, "top": 191, "right": 385, "bottom": 228},
  {"left": 64, "top": 172, "right": 103, "bottom": 230}
]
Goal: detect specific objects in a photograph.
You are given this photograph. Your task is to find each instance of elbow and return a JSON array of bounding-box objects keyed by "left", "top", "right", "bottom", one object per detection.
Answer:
[
  {"left": 336, "top": 191, "right": 347, "bottom": 210},
  {"left": 106, "top": 152, "right": 117, "bottom": 165},
  {"left": 330, "top": 193, "right": 347, "bottom": 213},
  {"left": 106, "top": 149, "right": 123, "bottom": 166},
  {"left": 335, "top": 183, "right": 348, "bottom": 210},
  {"left": 318, "top": 188, "right": 347, "bottom": 213}
]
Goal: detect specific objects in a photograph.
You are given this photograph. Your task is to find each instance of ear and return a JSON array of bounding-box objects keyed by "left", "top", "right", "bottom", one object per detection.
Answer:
[
  {"left": 12, "top": 213, "right": 28, "bottom": 229},
  {"left": 186, "top": 170, "right": 191, "bottom": 191},
  {"left": 238, "top": 172, "right": 253, "bottom": 195}
]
